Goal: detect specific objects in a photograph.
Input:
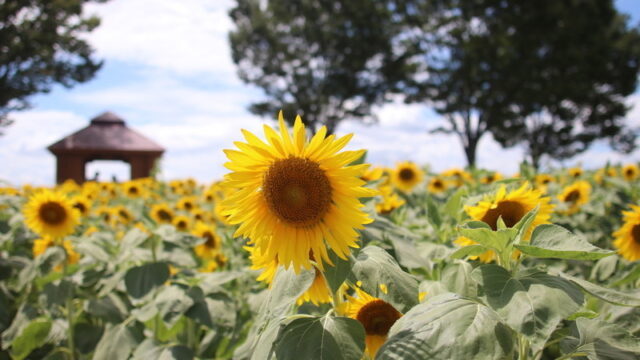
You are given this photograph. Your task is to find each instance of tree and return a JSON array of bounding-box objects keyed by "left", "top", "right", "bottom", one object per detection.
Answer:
[
  {"left": 0, "top": 0, "right": 108, "bottom": 134},
  {"left": 228, "top": 0, "right": 407, "bottom": 134},
  {"left": 399, "top": 0, "right": 640, "bottom": 168}
]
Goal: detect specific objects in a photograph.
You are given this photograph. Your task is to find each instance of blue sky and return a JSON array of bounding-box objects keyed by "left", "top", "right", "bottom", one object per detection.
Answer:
[{"left": 2, "top": 0, "right": 640, "bottom": 185}]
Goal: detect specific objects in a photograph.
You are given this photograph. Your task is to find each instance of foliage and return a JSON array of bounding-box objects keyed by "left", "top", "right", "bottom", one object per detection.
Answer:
[
  {"left": 228, "top": 0, "right": 407, "bottom": 133},
  {"left": 0, "top": 0, "right": 107, "bottom": 134}
]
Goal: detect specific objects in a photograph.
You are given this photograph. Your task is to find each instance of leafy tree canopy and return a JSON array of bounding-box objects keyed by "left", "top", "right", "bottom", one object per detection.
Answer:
[{"left": 0, "top": 0, "right": 108, "bottom": 134}]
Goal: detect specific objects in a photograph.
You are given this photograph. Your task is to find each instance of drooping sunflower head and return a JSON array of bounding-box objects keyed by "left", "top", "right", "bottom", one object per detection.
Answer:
[
  {"left": 465, "top": 182, "right": 553, "bottom": 240},
  {"left": 172, "top": 215, "right": 192, "bottom": 232},
  {"left": 557, "top": 180, "right": 591, "bottom": 214},
  {"left": 391, "top": 161, "right": 424, "bottom": 192},
  {"left": 345, "top": 287, "right": 402, "bottom": 359},
  {"left": 622, "top": 164, "right": 639, "bottom": 181},
  {"left": 613, "top": 205, "right": 640, "bottom": 262},
  {"left": 150, "top": 203, "right": 174, "bottom": 224},
  {"left": 23, "top": 190, "right": 80, "bottom": 239},
  {"left": 427, "top": 176, "right": 448, "bottom": 193},
  {"left": 222, "top": 112, "right": 375, "bottom": 272}
]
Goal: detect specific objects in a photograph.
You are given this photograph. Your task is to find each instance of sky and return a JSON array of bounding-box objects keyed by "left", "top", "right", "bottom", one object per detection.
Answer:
[{"left": 2, "top": 0, "right": 640, "bottom": 185}]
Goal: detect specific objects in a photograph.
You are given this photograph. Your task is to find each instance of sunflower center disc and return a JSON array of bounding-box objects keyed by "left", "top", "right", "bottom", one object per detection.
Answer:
[
  {"left": 263, "top": 157, "right": 332, "bottom": 227},
  {"left": 204, "top": 231, "right": 217, "bottom": 248},
  {"left": 399, "top": 168, "right": 415, "bottom": 181},
  {"left": 73, "top": 202, "right": 86, "bottom": 214},
  {"left": 481, "top": 200, "right": 526, "bottom": 230},
  {"left": 632, "top": 224, "right": 640, "bottom": 245},
  {"left": 39, "top": 201, "right": 67, "bottom": 225},
  {"left": 356, "top": 299, "right": 402, "bottom": 336},
  {"left": 158, "top": 210, "right": 172, "bottom": 222},
  {"left": 565, "top": 190, "right": 581, "bottom": 203}
]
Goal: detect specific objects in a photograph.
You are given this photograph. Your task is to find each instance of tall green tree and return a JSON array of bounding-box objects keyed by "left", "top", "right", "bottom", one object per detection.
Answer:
[
  {"left": 399, "top": 0, "right": 640, "bottom": 168},
  {"left": 0, "top": 0, "right": 107, "bottom": 134},
  {"left": 228, "top": 0, "right": 407, "bottom": 134}
]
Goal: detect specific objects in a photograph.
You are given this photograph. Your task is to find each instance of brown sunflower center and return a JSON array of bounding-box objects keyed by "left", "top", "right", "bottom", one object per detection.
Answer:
[
  {"left": 128, "top": 187, "right": 139, "bottom": 195},
  {"left": 399, "top": 168, "right": 415, "bottom": 181},
  {"left": 263, "top": 157, "right": 332, "bottom": 227},
  {"left": 480, "top": 200, "right": 526, "bottom": 230},
  {"left": 157, "top": 209, "right": 172, "bottom": 222},
  {"left": 631, "top": 224, "right": 640, "bottom": 245},
  {"left": 73, "top": 202, "right": 87, "bottom": 214},
  {"left": 176, "top": 220, "right": 188, "bottom": 231},
  {"left": 626, "top": 169, "right": 635, "bottom": 177},
  {"left": 203, "top": 231, "right": 217, "bottom": 248},
  {"left": 39, "top": 201, "right": 67, "bottom": 225},
  {"left": 356, "top": 299, "right": 402, "bottom": 336},
  {"left": 564, "top": 190, "right": 581, "bottom": 203},
  {"left": 434, "top": 179, "right": 444, "bottom": 188}
]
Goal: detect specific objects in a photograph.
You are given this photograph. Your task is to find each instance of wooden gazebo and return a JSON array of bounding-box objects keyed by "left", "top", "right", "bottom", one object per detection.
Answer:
[{"left": 48, "top": 111, "right": 165, "bottom": 184}]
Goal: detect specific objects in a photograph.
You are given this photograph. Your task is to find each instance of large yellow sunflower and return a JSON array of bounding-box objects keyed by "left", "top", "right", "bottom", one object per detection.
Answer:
[
  {"left": 222, "top": 112, "right": 375, "bottom": 272},
  {"left": 622, "top": 164, "right": 639, "bottom": 181},
  {"left": 23, "top": 190, "right": 80, "bottom": 239},
  {"left": 345, "top": 287, "right": 402, "bottom": 359},
  {"left": 391, "top": 161, "right": 424, "bottom": 192},
  {"left": 612, "top": 205, "right": 640, "bottom": 261},
  {"left": 465, "top": 182, "right": 553, "bottom": 236},
  {"left": 557, "top": 180, "right": 591, "bottom": 215}
]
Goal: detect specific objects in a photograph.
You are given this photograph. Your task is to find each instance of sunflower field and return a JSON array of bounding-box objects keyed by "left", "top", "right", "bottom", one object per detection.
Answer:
[{"left": 1, "top": 114, "right": 640, "bottom": 360}]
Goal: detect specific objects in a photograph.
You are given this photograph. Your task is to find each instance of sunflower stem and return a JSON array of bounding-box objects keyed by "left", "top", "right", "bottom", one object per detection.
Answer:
[{"left": 63, "top": 257, "right": 76, "bottom": 360}]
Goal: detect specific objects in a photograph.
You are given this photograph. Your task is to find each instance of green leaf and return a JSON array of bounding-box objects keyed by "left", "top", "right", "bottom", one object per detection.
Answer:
[
  {"left": 444, "top": 188, "right": 466, "bottom": 220},
  {"left": 440, "top": 261, "right": 477, "bottom": 297},
  {"left": 186, "top": 294, "right": 236, "bottom": 329},
  {"left": 425, "top": 196, "right": 442, "bottom": 229},
  {"left": 458, "top": 223, "right": 516, "bottom": 253},
  {"left": 450, "top": 244, "right": 488, "bottom": 260},
  {"left": 560, "top": 273, "right": 640, "bottom": 307},
  {"left": 471, "top": 265, "right": 584, "bottom": 355},
  {"left": 86, "top": 294, "right": 128, "bottom": 323},
  {"left": 93, "top": 323, "right": 142, "bottom": 360},
  {"left": 233, "top": 267, "right": 315, "bottom": 360},
  {"left": 10, "top": 318, "right": 51, "bottom": 360},
  {"left": 377, "top": 293, "right": 514, "bottom": 360},
  {"left": 120, "top": 228, "right": 150, "bottom": 249},
  {"left": 322, "top": 249, "right": 352, "bottom": 294},
  {"left": 40, "top": 280, "right": 73, "bottom": 308},
  {"left": 591, "top": 256, "right": 619, "bottom": 282},
  {"left": 73, "top": 323, "right": 104, "bottom": 354},
  {"left": 124, "top": 262, "right": 170, "bottom": 299},
  {"left": 515, "top": 224, "right": 614, "bottom": 260},
  {"left": 561, "top": 317, "right": 640, "bottom": 360},
  {"left": 158, "top": 345, "right": 194, "bottom": 360},
  {"left": 350, "top": 246, "right": 419, "bottom": 312},
  {"left": 274, "top": 315, "right": 365, "bottom": 360},
  {"left": 154, "top": 285, "right": 194, "bottom": 328}
]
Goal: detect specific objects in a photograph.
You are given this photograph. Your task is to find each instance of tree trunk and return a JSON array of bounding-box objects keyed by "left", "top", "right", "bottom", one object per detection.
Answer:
[{"left": 463, "top": 135, "right": 478, "bottom": 168}]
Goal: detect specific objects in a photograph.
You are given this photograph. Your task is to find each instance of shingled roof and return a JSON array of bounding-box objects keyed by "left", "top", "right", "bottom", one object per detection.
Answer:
[{"left": 48, "top": 111, "right": 164, "bottom": 154}]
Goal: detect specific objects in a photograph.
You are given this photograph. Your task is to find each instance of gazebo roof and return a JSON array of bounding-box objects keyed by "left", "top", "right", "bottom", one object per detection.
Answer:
[{"left": 48, "top": 111, "right": 164, "bottom": 154}]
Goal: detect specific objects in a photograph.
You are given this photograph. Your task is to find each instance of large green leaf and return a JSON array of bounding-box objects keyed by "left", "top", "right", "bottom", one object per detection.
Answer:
[
  {"left": 93, "top": 323, "right": 143, "bottom": 360},
  {"left": 124, "top": 262, "right": 170, "bottom": 299},
  {"left": 561, "top": 317, "right": 640, "bottom": 360},
  {"left": 472, "top": 265, "right": 583, "bottom": 355},
  {"left": 458, "top": 222, "right": 516, "bottom": 254},
  {"left": 322, "top": 249, "right": 353, "bottom": 293},
  {"left": 186, "top": 293, "right": 236, "bottom": 329},
  {"left": 440, "top": 261, "right": 477, "bottom": 297},
  {"left": 274, "top": 315, "right": 365, "bottom": 360},
  {"left": 561, "top": 273, "right": 640, "bottom": 307},
  {"left": 233, "top": 267, "right": 315, "bottom": 360},
  {"left": 10, "top": 317, "right": 51, "bottom": 360},
  {"left": 350, "top": 246, "right": 419, "bottom": 312},
  {"left": 515, "top": 224, "right": 614, "bottom": 260},
  {"left": 154, "top": 285, "right": 194, "bottom": 328},
  {"left": 376, "top": 293, "right": 514, "bottom": 360},
  {"left": 73, "top": 323, "right": 104, "bottom": 354}
]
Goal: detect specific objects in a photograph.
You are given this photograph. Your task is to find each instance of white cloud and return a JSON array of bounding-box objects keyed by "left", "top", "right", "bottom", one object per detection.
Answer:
[{"left": 84, "top": 0, "right": 237, "bottom": 78}]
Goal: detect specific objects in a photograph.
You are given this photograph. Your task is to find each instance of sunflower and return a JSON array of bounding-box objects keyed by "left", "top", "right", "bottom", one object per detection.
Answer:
[
  {"left": 480, "top": 172, "right": 503, "bottom": 184},
  {"left": 23, "top": 190, "right": 80, "bottom": 239},
  {"left": 62, "top": 240, "right": 80, "bottom": 265},
  {"left": 95, "top": 206, "right": 115, "bottom": 225},
  {"left": 193, "top": 222, "right": 221, "bottom": 259},
  {"left": 172, "top": 215, "right": 192, "bottom": 232},
  {"left": 612, "top": 205, "right": 640, "bottom": 261},
  {"left": 122, "top": 181, "right": 146, "bottom": 198},
  {"left": 427, "top": 176, "right": 448, "bottom": 193},
  {"left": 222, "top": 112, "right": 375, "bottom": 272},
  {"left": 33, "top": 236, "right": 54, "bottom": 257},
  {"left": 375, "top": 186, "right": 405, "bottom": 215},
  {"left": 361, "top": 167, "right": 384, "bottom": 182},
  {"left": 557, "top": 180, "right": 591, "bottom": 215},
  {"left": 453, "top": 236, "right": 495, "bottom": 263},
  {"left": 568, "top": 167, "right": 583, "bottom": 179},
  {"left": 441, "top": 168, "right": 472, "bottom": 187},
  {"left": 391, "top": 161, "right": 424, "bottom": 192},
  {"left": 622, "top": 164, "right": 639, "bottom": 181},
  {"left": 345, "top": 287, "right": 402, "bottom": 358},
  {"left": 296, "top": 267, "right": 333, "bottom": 306},
  {"left": 70, "top": 196, "right": 92, "bottom": 216},
  {"left": 150, "top": 203, "right": 174, "bottom": 224},
  {"left": 177, "top": 196, "right": 197, "bottom": 212},
  {"left": 114, "top": 205, "right": 133, "bottom": 225},
  {"left": 465, "top": 182, "right": 553, "bottom": 239}
]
